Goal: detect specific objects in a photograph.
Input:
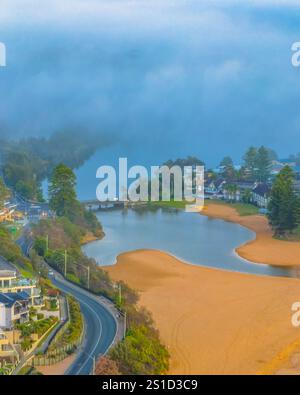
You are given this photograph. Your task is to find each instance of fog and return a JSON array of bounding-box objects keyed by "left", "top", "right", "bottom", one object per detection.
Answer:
[{"left": 1, "top": 0, "right": 300, "bottom": 166}]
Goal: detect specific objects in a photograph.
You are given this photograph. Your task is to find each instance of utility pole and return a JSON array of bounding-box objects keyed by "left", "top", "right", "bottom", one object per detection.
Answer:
[
  {"left": 45, "top": 234, "right": 49, "bottom": 253},
  {"left": 123, "top": 311, "right": 127, "bottom": 339},
  {"left": 64, "top": 249, "right": 67, "bottom": 277},
  {"left": 87, "top": 266, "right": 90, "bottom": 290},
  {"left": 119, "top": 283, "right": 122, "bottom": 305}
]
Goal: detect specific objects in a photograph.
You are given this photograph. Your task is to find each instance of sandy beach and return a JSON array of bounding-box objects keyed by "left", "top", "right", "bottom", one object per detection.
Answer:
[
  {"left": 204, "top": 202, "right": 300, "bottom": 268},
  {"left": 105, "top": 203, "right": 300, "bottom": 374}
]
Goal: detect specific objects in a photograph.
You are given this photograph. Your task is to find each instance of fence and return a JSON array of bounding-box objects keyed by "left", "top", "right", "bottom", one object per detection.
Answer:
[
  {"left": 30, "top": 343, "right": 78, "bottom": 366},
  {"left": 28, "top": 298, "right": 84, "bottom": 368}
]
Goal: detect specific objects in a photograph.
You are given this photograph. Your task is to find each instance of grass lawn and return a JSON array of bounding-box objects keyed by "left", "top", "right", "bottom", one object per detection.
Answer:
[
  {"left": 150, "top": 199, "right": 260, "bottom": 216},
  {"left": 205, "top": 199, "right": 259, "bottom": 216},
  {"left": 66, "top": 273, "right": 81, "bottom": 284},
  {"left": 274, "top": 226, "right": 300, "bottom": 242},
  {"left": 229, "top": 203, "right": 259, "bottom": 216},
  {"left": 149, "top": 201, "right": 187, "bottom": 210}
]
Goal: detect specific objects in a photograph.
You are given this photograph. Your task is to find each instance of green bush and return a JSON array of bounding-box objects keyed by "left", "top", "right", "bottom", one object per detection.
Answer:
[{"left": 110, "top": 325, "right": 169, "bottom": 375}]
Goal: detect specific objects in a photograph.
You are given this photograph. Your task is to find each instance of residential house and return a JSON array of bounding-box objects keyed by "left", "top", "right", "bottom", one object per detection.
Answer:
[
  {"left": 0, "top": 330, "right": 19, "bottom": 363},
  {"left": 270, "top": 160, "right": 285, "bottom": 176},
  {"left": 0, "top": 203, "right": 16, "bottom": 223},
  {"left": 0, "top": 292, "right": 29, "bottom": 329},
  {"left": 204, "top": 178, "right": 226, "bottom": 198},
  {"left": 222, "top": 181, "right": 256, "bottom": 202},
  {"left": 251, "top": 183, "right": 270, "bottom": 208},
  {"left": 0, "top": 270, "right": 43, "bottom": 308},
  {"left": 279, "top": 158, "right": 296, "bottom": 167}
]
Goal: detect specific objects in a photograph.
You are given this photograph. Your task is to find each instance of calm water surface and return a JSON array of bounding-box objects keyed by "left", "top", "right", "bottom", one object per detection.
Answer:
[{"left": 82, "top": 208, "right": 293, "bottom": 278}]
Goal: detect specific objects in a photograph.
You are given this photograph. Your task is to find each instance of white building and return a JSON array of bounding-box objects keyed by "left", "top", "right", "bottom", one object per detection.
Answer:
[
  {"left": 251, "top": 183, "right": 270, "bottom": 208},
  {"left": 0, "top": 270, "right": 43, "bottom": 308},
  {"left": 0, "top": 292, "right": 29, "bottom": 329}
]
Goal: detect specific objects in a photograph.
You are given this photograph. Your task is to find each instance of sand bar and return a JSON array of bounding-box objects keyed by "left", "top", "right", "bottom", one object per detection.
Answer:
[{"left": 105, "top": 204, "right": 300, "bottom": 374}]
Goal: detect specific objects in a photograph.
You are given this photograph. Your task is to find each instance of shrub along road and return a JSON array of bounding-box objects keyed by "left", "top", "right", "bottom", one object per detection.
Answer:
[
  {"left": 49, "top": 270, "right": 118, "bottom": 375},
  {"left": 16, "top": 227, "right": 120, "bottom": 376}
]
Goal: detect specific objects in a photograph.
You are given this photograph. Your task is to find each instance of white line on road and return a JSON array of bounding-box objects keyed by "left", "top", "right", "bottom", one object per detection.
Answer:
[{"left": 65, "top": 292, "right": 103, "bottom": 375}]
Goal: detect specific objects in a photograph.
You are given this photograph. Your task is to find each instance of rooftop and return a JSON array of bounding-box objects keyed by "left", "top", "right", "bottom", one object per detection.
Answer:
[
  {"left": 0, "top": 256, "right": 17, "bottom": 273},
  {"left": 0, "top": 292, "right": 29, "bottom": 308},
  {"left": 0, "top": 270, "right": 16, "bottom": 279},
  {"left": 253, "top": 183, "right": 270, "bottom": 197}
]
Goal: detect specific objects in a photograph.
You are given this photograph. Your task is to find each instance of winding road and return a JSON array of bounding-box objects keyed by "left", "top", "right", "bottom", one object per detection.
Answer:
[
  {"left": 15, "top": 216, "right": 120, "bottom": 376},
  {"left": 49, "top": 271, "right": 118, "bottom": 375}
]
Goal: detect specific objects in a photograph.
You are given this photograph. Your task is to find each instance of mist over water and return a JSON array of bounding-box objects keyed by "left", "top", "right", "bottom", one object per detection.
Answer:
[{"left": 1, "top": 1, "right": 300, "bottom": 167}]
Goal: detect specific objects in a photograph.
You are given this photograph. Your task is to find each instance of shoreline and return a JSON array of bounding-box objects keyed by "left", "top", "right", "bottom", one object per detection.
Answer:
[
  {"left": 86, "top": 202, "right": 297, "bottom": 277},
  {"left": 81, "top": 203, "right": 300, "bottom": 374},
  {"left": 202, "top": 202, "right": 300, "bottom": 268},
  {"left": 106, "top": 250, "right": 300, "bottom": 374},
  {"left": 81, "top": 231, "right": 104, "bottom": 246},
  {"left": 100, "top": 203, "right": 300, "bottom": 374}
]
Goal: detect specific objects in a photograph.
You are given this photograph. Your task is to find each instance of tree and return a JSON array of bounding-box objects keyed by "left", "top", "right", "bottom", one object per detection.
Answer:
[
  {"left": 268, "top": 166, "right": 297, "bottom": 236},
  {"left": 243, "top": 147, "right": 257, "bottom": 180},
  {"left": 224, "top": 184, "right": 238, "bottom": 202},
  {"left": 3, "top": 150, "right": 46, "bottom": 201},
  {"left": 110, "top": 325, "right": 169, "bottom": 375},
  {"left": 0, "top": 177, "right": 9, "bottom": 209},
  {"left": 243, "top": 146, "right": 276, "bottom": 182},
  {"left": 295, "top": 197, "right": 300, "bottom": 228},
  {"left": 266, "top": 148, "right": 278, "bottom": 162},
  {"left": 48, "top": 164, "right": 78, "bottom": 218},
  {"left": 219, "top": 156, "right": 235, "bottom": 181},
  {"left": 256, "top": 146, "right": 271, "bottom": 182},
  {"left": 242, "top": 188, "right": 252, "bottom": 204},
  {"left": 95, "top": 356, "right": 120, "bottom": 375}
]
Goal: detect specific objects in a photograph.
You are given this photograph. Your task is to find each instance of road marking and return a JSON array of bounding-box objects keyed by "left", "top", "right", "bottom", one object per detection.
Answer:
[
  {"left": 56, "top": 280, "right": 103, "bottom": 375},
  {"left": 74, "top": 297, "right": 103, "bottom": 375}
]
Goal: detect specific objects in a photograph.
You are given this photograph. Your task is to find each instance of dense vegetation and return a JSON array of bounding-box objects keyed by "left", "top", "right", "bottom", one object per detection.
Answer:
[
  {"left": 48, "top": 163, "right": 102, "bottom": 236},
  {"left": 16, "top": 316, "right": 58, "bottom": 351},
  {"left": 218, "top": 145, "right": 275, "bottom": 183},
  {"left": 95, "top": 356, "right": 120, "bottom": 375},
  {"left": 0, "top": 131, "right": 106, "bottom": 201},
  {"left": 32, "top": 163, "right": 169, "bottom": 375},
  {"left": 110, "top": 323, "right": 169, "bottom": 375},
  {"left": 49, "top": 296, "right": 83, "bottom": 349},
  {"left": 268, "top": 166, "right": 300, "bottom": 237},
  {"left": 0, "top": 177, "right": 10, "bottom": 209},
  {"left": 0, "top": 225, "right": 34, "bottom": 277},
  {"left": 164, "top": 156, "right": 205, "bottom": 168}
]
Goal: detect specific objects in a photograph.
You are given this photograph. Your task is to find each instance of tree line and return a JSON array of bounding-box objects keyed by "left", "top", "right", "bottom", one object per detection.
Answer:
[
  {"left": 218, "top": 145, "right": 276, "bottom": 183},
  {"left": 33, "top": 163, "right": 169, "bottom": 375},
  {"left": 0, "top": 130, "right": 108, "bottom": 201},
  {"left": 268, "top": 166, "right": 300, "bottom": 238}
]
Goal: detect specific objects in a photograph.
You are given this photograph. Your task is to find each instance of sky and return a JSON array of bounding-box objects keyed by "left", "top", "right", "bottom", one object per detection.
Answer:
[{"left": 1, "top": 0, "right": 300, "bottom": 168}]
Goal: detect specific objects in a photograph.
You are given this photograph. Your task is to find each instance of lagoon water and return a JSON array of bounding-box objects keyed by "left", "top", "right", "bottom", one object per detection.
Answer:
[{"left": 82, "top": 208, "right": 292, "bottom": 278}]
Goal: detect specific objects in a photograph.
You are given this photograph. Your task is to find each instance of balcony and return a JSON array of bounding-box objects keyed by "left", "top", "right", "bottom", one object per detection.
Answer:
[
  {"left": 0, "top": 278, "right": 37, "bottom": 290},
  {"left": 13, "top": 307, "right": 29, "bottom": 316}
]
